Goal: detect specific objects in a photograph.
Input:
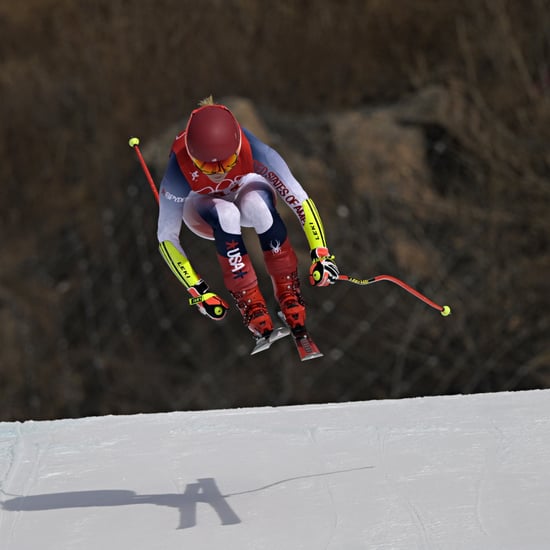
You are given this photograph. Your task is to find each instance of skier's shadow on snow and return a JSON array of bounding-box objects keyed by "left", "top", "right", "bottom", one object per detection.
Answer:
[
  {"left": 1, "top": 466, "right": 374, "bottom": 530},
  {"left": 1, "top": 477, "right": 238, "bottom": 530}
]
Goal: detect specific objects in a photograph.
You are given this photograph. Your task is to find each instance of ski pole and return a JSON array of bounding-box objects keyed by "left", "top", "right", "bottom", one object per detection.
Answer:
[
  {"left": 128, "top": 136, "right": 159, "bottom": 204},
  {"left": 128, "top": 136, "right": 218, "bottom": 309},
  {"left": 337, "top": 274, "right": 452, "bottom": 316}
]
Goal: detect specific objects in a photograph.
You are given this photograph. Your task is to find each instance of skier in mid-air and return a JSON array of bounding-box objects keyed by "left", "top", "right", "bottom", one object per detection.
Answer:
[{"left": 156, "top": 96, "right": 339, "bottom": 354}]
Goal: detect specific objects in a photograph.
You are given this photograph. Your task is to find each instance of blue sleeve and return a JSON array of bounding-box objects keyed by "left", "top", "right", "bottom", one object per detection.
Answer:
[{"left": 160, "top": 152, "right": 192, "bottom": 197}]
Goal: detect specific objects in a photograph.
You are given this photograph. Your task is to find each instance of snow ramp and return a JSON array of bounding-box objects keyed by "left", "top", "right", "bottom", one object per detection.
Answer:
[{"left": 1, "top": 390, "right": 549, "bottom": 549}]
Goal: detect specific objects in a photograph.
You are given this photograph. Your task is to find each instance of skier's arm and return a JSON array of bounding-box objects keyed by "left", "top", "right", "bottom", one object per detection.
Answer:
[
  {"left": 157, "top": 155, "right": 229, "bottom": 319},
  {"left": 245, "top": 128, "right": 339, "bottom": 286},
  {"left": 301, "top": 197, "right": 340, "bottom": 286},
  {"left": 158, "top": 240, "right": 229, "bottom": 320}
]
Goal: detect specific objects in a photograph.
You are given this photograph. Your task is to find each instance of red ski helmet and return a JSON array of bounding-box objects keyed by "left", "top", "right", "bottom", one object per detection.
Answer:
[{"left": 185, "top": 104, "right": 242, "bottom": 163}]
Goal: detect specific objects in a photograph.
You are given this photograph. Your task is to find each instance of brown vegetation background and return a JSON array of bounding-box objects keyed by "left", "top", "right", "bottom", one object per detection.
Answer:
[{"left": 1, "top": 0, "right": 549, "bottom": 421}]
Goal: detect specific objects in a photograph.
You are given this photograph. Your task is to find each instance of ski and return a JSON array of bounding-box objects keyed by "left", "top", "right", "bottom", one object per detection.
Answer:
[
  {"left": 250, "top": 326, "right": 291, "bottom": 355},
  {"left": 250, "top": 314, "right": 323, "bottom": 361},
  {"left": 289, "top": 330, "right": 324, "bottom": 361},
  {"left": 277, "top": 311, "right": 323, "bottom": 361}
]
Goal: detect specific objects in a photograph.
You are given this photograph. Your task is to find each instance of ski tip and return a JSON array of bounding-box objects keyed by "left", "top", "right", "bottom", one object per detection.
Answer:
[
  {"left": 300, "top": 351, "right": 324, "bottom": 361},
  {"left": 250, "top": 339, "right": 265, "bottom": 354}
]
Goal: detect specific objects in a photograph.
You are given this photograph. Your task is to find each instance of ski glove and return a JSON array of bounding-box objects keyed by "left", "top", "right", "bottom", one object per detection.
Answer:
[
  {"left": 309, "top": 247, "right": 339, "bottom": 287},
  {"left": 187, "top": 279, "right": 229, "bottom": 321}
]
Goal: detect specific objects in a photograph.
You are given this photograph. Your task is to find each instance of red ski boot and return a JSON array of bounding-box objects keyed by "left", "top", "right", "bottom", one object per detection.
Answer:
[
  {"left": 272, "top": 271, "right": 306, "bottom": 333},
  {"left": 230, "top": 285, "right": 273, "bottom": 338}
]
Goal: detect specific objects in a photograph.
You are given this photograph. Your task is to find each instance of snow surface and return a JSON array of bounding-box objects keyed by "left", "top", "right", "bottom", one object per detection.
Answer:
[{"left": 1, "top": 390, "right": 550, "bottom": 549}]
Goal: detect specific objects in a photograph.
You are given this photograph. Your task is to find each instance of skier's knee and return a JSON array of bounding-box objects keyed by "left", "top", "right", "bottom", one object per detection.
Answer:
[{"left": 204, "top": 201, "right": 241, "bottom": 234}]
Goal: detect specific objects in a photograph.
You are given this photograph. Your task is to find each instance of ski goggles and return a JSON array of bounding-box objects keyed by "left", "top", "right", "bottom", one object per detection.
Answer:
[{"left": 191, "top": 152, "right": 239, "bottom": 175}]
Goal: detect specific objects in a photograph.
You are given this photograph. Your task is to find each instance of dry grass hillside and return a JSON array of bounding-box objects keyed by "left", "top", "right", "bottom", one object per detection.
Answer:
[{"left": 1, "top": 0, "right": 549, "bottom": 420}]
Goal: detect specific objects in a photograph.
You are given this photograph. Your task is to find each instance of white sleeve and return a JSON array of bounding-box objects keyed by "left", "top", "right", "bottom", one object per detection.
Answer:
[{"left": 157, "top": 153, "right": 191, "bottom": 256}]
